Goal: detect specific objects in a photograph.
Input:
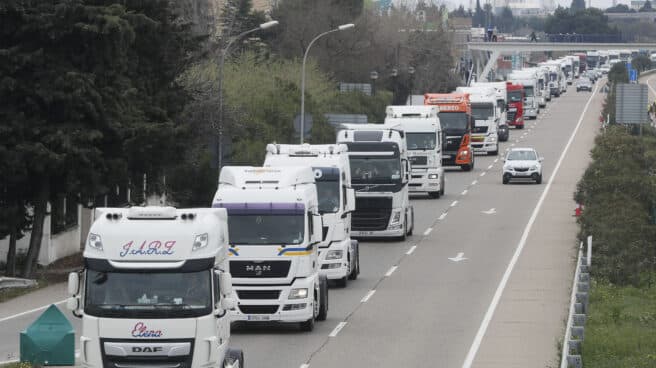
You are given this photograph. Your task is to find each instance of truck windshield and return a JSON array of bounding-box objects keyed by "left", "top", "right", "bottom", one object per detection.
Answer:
[
  {"left": 471, "top": 104, "right": 494, "bottom": 120},
  {"left": 438, "top": 112, "right": 468, "bottom": 131},
  {"left": 228, "top": 215, "right": 304, "bottom": 245},
  {"left": 85, "top": 270, "right": 212, "bottom": 318},
  {"left": 406, "top": 133, "right": 436, "bottom": 150},
  {"left": 317, "top": 180, "right": 340, "bottom": 214},
  {"left": 524, "top": 86, "right": 534, "bottom": 97},
  {"left": 350, "top": 157, "right": 402, "bottom": 184},
  {"left": 508, "top": 91, "right": 522, "bottom": 102}
]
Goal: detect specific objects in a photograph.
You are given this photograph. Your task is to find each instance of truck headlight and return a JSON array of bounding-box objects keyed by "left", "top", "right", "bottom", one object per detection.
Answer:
[
  {"left": 391, "top": 210, "right": 402, "bottom": 224},
  {"left": 488, "top": 136, "right": 497, "bottom": 142},
  {"left": 459, "top": 150, "right": 469, "bottom": 157},
  {"left": 325, "top": 250, "right": 343, "bottom": 260},
  {"left": 88, "top": 233, "right": 103, "bottom": 251},
  {"left": 192, "top": 233, "right": 209, "bottom": 251},
  {"left": 428, "top": 173, "right": 439, "bottom": 180},
  {"left": 289, "top": 288, "right": 308, "bottom": 299}
]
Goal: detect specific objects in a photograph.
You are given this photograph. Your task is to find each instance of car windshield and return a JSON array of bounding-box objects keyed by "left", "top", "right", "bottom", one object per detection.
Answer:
[
  {"left": 508, "top": 91, "right": 522, "bottom": 102},
  {"left": 317, "top": 180, "right": 340, "bottom": 214},
  {"left": 350, "top": 157, "right": 402, "bottom": 184},
  {"left": 85, "top": 270, "right": 212, "bottom": 318},
  {"left": 439, "top": 112, "right": 468, "bottom": 131},
  {"left": 471, "top": 104, "right": 494, "bottom": 120},
  {"left": 406, "top": 132, "right": 437, "bottom": 150},
  {"left": 507, "top": 150, "right": 537, "bottom": 161},
  {"left": 228, "top": 215, "right": 305, "bottom": 245}
]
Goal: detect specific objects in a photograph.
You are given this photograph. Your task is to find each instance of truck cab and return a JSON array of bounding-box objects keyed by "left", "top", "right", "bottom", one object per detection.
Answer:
[
  {"left": 263, "top": 144, "right": 360, "bottom": 287},
  {"left": 505, "top": 82, "right": 525, "bottom": 129},
  {"left": 67, "top": 206, "right": 243, "bottom": 368},
  {"left": 212, "top": 166, "right": 328, "bottom": 331},
  {"left": 337, "top": 124, "right": 414, "bottom": 240},
  {"left": 384, "top": 105, "right": 445, "bottom": 198},
  {"left": 456, "top": 86, "right": 499, "bottom": 156},
  {"left": 424, "top": 93, "right": 475, "bottom": 171},
  {"left": 508, "top": 70, "right": 539, "bottom": 120}
]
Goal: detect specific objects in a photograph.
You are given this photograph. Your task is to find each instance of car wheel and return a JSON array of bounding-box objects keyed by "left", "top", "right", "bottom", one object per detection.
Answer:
[
  {"left": 536, "top": 174, "right": 543, "bottom": 184},
  {"left": 428, "top": 191, "right": 440, "bottom": 199},
  {"left": 502, "top": 174, "right": 510, "bottom": 184}
]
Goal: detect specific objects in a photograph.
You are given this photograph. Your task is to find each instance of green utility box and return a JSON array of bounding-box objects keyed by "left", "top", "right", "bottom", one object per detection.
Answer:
[{"left": 20, "top": 304, "right": 75, "bottom": 365}]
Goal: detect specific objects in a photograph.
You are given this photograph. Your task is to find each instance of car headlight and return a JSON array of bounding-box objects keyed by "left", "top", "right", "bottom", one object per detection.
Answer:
[
  {"left": 504, "top": 165, "right": 512, "bottom": 171},
  {"left": 428, "top": 173, "right": 439, "bottom": 179},
  {"left": 88, "top": 233, "right": 103, "bottom": 251},
  {"left": 530, "top": 165, "right": 538, "bottom": 171},
  {"left": 391, "top": 210, "right": 402, "bottom": 224},
  {"left": 325, "top": 250, "right": 343, "bottom": 260},
  {"left": 289, "top": 288, "right": 308, "bottom": 299},
  {"left": 192, "top": 233, "right": 209, "bottom": 251}
]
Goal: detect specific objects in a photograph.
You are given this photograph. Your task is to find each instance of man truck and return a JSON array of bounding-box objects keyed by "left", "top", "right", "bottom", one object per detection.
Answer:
[
  {"left": 212, "top": 166, "right": 329, "bottom": 331},
  {"left": 424, "top": 93, "right": 475, "bottom": 170},
  {"left": 263, "top": 143, "right": 360, "bottom": 287},
  {"left": 67, "top": 206, "right": 244, "bottom": 368},
  {"left": 455, "top": 86, "right": 500, "bottom": 155}
]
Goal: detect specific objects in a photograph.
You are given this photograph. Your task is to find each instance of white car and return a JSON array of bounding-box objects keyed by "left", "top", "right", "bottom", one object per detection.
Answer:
[{"left": 502, "top": 147, "right": 543, "bottom": 184}]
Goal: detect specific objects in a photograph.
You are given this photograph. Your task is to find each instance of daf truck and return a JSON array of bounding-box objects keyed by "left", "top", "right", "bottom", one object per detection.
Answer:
[
  {"left": 337, "top": 124, "right": 414, "bottom": 240},
  {"left": 508, "top": 70, "right": 539, "bottom": 120},
  {"left": 455, "top": 86, "right": 499, "bottom": 155},
  {"left": 263, "top": 143, "right": 360, "bottom": 287},
  {"left": 384, "top": 105, "right": 445, "bottom": 198},
  {"left": 212, "top": 166, "right": 329, "bottom": 331},
  {"left": 66, "top": 206, "right": 244, "bottom": 368},
  {"left": 424, "top": 93, "right": 475, "bottom": 170}
]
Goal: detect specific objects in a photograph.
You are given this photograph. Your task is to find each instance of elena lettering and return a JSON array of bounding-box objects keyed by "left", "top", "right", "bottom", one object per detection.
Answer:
[
  {"left": 119, "top": 240, "right": 176, "bottom": 257},
  {"left": 131, "top": 322, "right": 163, "bottom": 338}
]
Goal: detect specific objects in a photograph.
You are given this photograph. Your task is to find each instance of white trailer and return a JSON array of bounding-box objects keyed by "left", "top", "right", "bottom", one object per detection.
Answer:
[
  {"left": 455, "top": 86, "right": 500, "bottom": 155},
  {"left": 213, "top": 166, "right": 329, "bottom": 331},
  {"left": 264, "top": 144, "right": 360, "bottom": 287},
  {"left": 337, "top": 124, "right": 414, "bottom": 240},
  {"left": 384, "top": 106, "right": 445, "bottom": 198},
  {"left": 66, "top": 206, "right": 244, "bottom": 368}
]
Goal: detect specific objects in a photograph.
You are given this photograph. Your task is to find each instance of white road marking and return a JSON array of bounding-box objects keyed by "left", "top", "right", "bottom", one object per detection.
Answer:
[
  {"left": 438, "top": 212, "right": 448, "bottom": 220},
  {"left": 494, "top": 159, "right": 499, "bottom": 163},
  {"left": 450, "top": 200, "right": 458, "bottom": 207},
  {"left": 361, "top": 290, "right": 376, "bottom": 303},
  {"left": 461, "top": 189, "right": 468, "bottom": 195},
  {"left": 461, "top": 81, "right": 601, "bottom": 368},
  {"left": 329, "top": 322, "right": 347, "bottom": 337},
  {"left": 510, "top": 143, "right": 515, "bottom": 147},
  {"left": 481, "top": 208, "right": 497, "bottom": 215},
  {"left": 480, "top": 172, "right": 486, "bottom": 177},
  {"left": 423, "top": 228, "right": 433, "bottom": 236},
  {"left": 515, "top": 139, "right": 520, "bottom": 143},
  {"left": 300, "top": 364, "right": 310, "bottom": 368},
  {"left": 406, "top": 245, "right": 418, "bottom": 255},
  {"left": 0, "top": 299, "right": 67, "bottom": 324},
  {"left": 487, "top": 164, "right": 493, "bottom": 170},
  {"left": 448, "top": 252, "right": 468, "bottom": 262},
  {"left": 471, "top": 180, "right": 478, "bottom": 185},
  {"left": 385, "top": 266, "right": 398, "bottom": 277}
]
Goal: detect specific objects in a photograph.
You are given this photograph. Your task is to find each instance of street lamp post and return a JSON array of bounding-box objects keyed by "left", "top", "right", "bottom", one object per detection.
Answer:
[
  {"left": 217, "top": 20, "right": 278, "bottom": 172},
  {"left": 300, "top": 23, "right": 355, "bottom": 144},
  {"left": 369, "top": 71, "right": 379, "bottom": 96}
]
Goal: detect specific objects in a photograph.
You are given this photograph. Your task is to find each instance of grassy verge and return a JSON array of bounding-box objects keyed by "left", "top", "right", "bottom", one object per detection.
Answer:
[
  {"left": 0, "top": 281, "right": 50, "bottom": 303},
  {"left": 582, "top": 278, "right": 656, "bottom": 367},
  {"left": 0, "top": 363, "right": 32, "bottom": 368}
]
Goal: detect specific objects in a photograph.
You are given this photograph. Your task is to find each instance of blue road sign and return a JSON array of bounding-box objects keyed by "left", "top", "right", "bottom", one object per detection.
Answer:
[{"left": 630, "top": 69, "right": 638, "bottom": 82}]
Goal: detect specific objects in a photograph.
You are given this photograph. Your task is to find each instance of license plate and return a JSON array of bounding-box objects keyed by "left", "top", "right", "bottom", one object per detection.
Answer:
[
  {"left": 247, "top": 315, "right": 270, "bottom": 321},
  {"left": 442, "top": 154, "right": 451, "bottom": 159}
]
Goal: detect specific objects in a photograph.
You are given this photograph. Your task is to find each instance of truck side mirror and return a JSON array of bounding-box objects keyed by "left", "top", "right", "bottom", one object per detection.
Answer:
[
  {"left": 311, "top": 214, "right": 324, "bottom": 244},
  {"left": 68, "top": 272, "right": 79, "bottom": 296},
  {"left": 218, "top": 271, "right": 233, "bottom": 297},
  {"left": 346, "top": 188, "right": 356, "bottom": 213},
  {"left": 220, "top": 296, "right": 237, "bottom": 312}
]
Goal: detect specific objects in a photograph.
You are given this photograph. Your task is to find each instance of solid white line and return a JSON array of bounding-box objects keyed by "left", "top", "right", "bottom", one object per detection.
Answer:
[
  {"left": 385, "top": 266, "right": 398, "bottom": 277},
  {"left": 461, "top": 189, "right": 468, "bottom": 196},
  {"left": 406, "top": 245, "right": 418, "bottom": 255},
  {"left": 480, "top": 172, "right": 486, "bottom": 177},
  {"left": 0, "top": 299, "right": 67, "bottom": 324},
  {"left": 646, "top": 76, "right": 656, "bottom": 96},
  {"left": 438, "top": 212, "right": 448, "bottom": 220},
  {"left": 329, "top": 321, "right": 347, "bottom": 337},
  {"left": 450, "top": 200, "right": 458, "bottom": 207},
  {"left": 423, "top": 228, "right": 433, "bottom": 236},
  {"left": 487, "top": 164, "right": 493, "bottom": 170},
  {"left": 361, "top": 290, "right": 376, "bottom": 303},
  {"left": 471, "top": 180, "right": 478, "bottom": 185},
  {"left": 461, "top": 81, "right": 600, "bottom": 368}
]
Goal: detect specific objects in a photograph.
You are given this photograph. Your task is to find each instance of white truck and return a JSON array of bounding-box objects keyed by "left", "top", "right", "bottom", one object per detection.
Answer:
[
  {"left": 470, "top": 81, "right": 509, "bottom": 142},
  {"left": 384, "top": 106, "right": 445, "bottom": 198},
  {"left": 263, "top": 143, "right": 360, "bottom": 287},
  {"left": 66, "top": 206, "right": 244, "bottom": 368},
  {"left": 455, "top": 86, "right": 499, "bottom": 155},
  {"left": 508, "top": 69, "right": 540, "bottom": 120},
  {"left": 536, "top": 66, "right": 550, "bottom": 106},
  {"left": 212, "top": 166, "right": 329, "bottom": 331},
  {"left": 337, "top": 124, "right": 414, "bottom": 240}
]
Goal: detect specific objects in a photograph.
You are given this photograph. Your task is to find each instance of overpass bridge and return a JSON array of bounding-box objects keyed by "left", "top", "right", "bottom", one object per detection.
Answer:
[{"left": 467, "top": 42, "right": 656, "bottom": 82}]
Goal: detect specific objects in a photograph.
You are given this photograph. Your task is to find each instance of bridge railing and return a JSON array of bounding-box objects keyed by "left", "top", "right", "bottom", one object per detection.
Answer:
[{"left": 544, "top": 34, "right": 626, "bottom": 43}]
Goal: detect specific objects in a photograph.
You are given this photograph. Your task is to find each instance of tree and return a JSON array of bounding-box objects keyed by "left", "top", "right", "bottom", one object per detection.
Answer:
[
  {"left": 606, "top": 4, "right": 633, "bottom": 13},
  {"left": 496, "top": 6, "right": 515, "bottom": 33},
  {"left": 450, "top": 5, "right": 468, "bottom": 17},
  {"left": 640, "top": 0, "right": 655, "bottom": 12},
  {"left": 570, "top": 0, "right": 586, "bottom": 12},
  {"left": 545, "top": 7, "right": 618, "bottom": 35},
  {"left": 632, "top": 55, "right": 652, "bottom": 71},
  {"left": 473, "top": 0, "right": 484, "bottom": 26}
]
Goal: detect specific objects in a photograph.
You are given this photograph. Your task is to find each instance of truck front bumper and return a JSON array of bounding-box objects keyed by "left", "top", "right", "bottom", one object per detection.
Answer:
[
  {"left": 524, "top": 107, "right": 538, "bottom": 119},
  {"left": 231, "top": 278, "right": 315, "bottom": 323},
  {"left": 318, "top": 239, "right": 350, "bottom": 280},
  {"left": 409, "top": 169, "right": 442, "bottom": 193}
]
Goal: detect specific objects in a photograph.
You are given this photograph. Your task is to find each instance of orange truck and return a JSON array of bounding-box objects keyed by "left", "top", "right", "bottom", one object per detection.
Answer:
[{"left": 424, "top": 93, "right": 474, "bottom": 171}]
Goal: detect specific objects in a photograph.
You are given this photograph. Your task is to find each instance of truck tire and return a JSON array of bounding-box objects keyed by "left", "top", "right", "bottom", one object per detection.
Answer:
[
  {"left": 316, "top": 276, "right": 328, "bottom": 321},
  {"left": 489, "top": 145, "right": 499, "bottom": 156},
  {"left": 335, "top": 275, "right": 348, "bottom": 288},
  {"left": 440, "top": 178, "right": 445, "bottom": 196},
  {"left": 300, "top": 316, "right": 314, "bottom": 332},
  {"left": 223, "top": 348, "right": 244, "bottom": 368},
  {"left": 428, "top": 191, "right": 440, "bottom": 199},
  {"left": 348, "top": 240, "right": 360, "bottom": 280}
]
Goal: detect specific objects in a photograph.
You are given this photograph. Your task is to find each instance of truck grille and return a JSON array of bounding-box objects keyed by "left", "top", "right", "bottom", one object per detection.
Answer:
[
  {"left": 237, "top": 290, "right": 281, "bottom": 300},
  {"left": 101, "top": 339, "right": 193, "bottom": 368},
  {"left": 507, "top": 111, "right": 517, "bottom": 123},
  {"left": 472, "top": 126, "right": 488, "bottom": 134},
  {"left": 445, "top": 137, "right": 462, "bottom": 152},
  {"left": 409, "top": 156, "right": 427, "bottom": 166},
  {"left": 239, "top": 305, "right": 279, "bottom": 314},
  {"left": 230, "top": 260, "right": 291, "bottom": 278},
  {"left": 352, "top": 197, "right": 392, "bottom": 231}
]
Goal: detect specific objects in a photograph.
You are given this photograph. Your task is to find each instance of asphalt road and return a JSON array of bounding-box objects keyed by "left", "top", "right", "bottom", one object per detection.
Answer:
[{"left": 0, "top": 83, "right": 603, "bottom": 368}]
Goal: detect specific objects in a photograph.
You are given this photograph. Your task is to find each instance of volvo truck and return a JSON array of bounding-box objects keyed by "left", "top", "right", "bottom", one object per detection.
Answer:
[
  {"left": 67, "top": 206, "right": 244, "bottom": 368},
  {"left": 337, "top": 124, "right": 414, "bottom": 240},
  {"left": 455, "top": 86, "right": 499, "bottom": 155},
  {"left": 384, "top": 105, "right": 445, "bottom": 198},
  {"left": 213, "top": 166, "right": 329, "bottom": 331},
  {"left": 424, "top": 93, "right": 475, "bottom": 170},
  {"left": 263, "top": 143, "right": 360, "bottom": 287}
]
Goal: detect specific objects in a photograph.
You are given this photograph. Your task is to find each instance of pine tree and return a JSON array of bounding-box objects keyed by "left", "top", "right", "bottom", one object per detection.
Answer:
[{"left": 570, "top": 0, "right": 586, "bottom": 12}]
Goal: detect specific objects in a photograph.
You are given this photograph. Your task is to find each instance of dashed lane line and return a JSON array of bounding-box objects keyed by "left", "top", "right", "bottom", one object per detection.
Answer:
[
  {"left": 471, "top": 180, "right": 478, "bottom": 185},
  {"left": 487, "top": 164, "right": 493, "bottom": 170},
  {"left": 329, "top": 322, "right": 347, "bottom": 337},
  {"left": 361, "top": 290, "right": 376, "bottom": 303},
  {"left": 461, "top": 189, "right": 468, "bottom": 196},
  {"left": 385, "top": 266, "right": 398, "bottom": 277},
  {"left": 438, "top": 212, "right": 448, "bottom": 221},
  {"left": 406, "top": 245, "right": 417, "bottom": 255},
  {"left": 480, "top": 172, "right": 486, "bottom": 177},
  {"left": 423, "top": 228, "right": 433, "bottom": 236},
  {"left": 451, "top": 200, "right": 458, "bottom": 207}
]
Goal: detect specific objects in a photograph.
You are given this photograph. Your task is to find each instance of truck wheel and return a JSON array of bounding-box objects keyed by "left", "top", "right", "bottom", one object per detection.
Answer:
[
  {"left": 428, "top": 191, "right": 440, "bottom": 199},
  {"left": 223, "top": 348, "right": 244, "bottom": 368},
  {"left": 348, "top": 240, "right": 359, "bottom": 280},
  {"left": 489, "top": 145, "right": 498, "bottom": 156},
  {"left": 316, "top": 276, "right": 328, "bottom": 321},
  {"left": 406, "top": 214, "right": 413, "bottom": 236},
  {"left": 440, "top": 179, "right": 445, "bottom": 196}
]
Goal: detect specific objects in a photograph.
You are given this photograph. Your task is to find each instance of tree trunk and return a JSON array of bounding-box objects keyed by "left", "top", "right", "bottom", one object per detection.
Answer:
[
  {"left": 5, "top": 217, "right": 17, "bottom": 277},
  {"left": 22, "top": 180, "right": 49, "bottom": 278}
]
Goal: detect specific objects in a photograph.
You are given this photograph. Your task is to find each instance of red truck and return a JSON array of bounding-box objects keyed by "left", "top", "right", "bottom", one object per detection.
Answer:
[{"left": 506, "top": 82, "right": 524, "bottom": 129}]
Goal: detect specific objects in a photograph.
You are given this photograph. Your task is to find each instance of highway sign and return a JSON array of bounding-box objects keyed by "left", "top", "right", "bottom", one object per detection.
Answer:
[{"left": 616, "top": 83, "right": 648, "bottom": 124}]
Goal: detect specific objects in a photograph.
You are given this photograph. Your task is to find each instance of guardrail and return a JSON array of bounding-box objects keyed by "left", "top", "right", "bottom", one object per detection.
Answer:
[{"left": 560, "top": 236, "right": 592, "bottom": 368}]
